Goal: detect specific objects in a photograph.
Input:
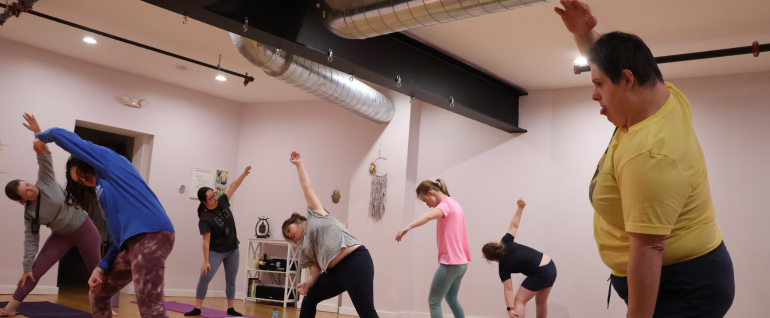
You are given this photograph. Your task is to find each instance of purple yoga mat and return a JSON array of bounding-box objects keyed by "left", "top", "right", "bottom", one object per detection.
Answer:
[
  {"left": 0, "top": 301, "right": 92, "bottom": 318},
  {"left": 131, "top": 300, "right": 260, "bottom": 318}
]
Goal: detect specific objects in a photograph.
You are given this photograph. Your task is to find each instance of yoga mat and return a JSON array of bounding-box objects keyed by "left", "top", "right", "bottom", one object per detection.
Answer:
[
  {"left": 0, "top": 301, "right": 92, "bottom": 318},
  {"left": 131, "top": 300, "right": 260, "bottom": 318}
]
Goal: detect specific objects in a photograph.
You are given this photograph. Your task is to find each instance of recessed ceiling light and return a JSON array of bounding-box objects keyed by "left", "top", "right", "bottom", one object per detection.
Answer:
[
  {"left": 83, "top": 37, "right": 97, "bottom": 44},
  {"left": 215, "top": 75, "right": 227, "bottom": 81},
  {"left": 574, "top": 56, "right": 587, "bottom": 65}
]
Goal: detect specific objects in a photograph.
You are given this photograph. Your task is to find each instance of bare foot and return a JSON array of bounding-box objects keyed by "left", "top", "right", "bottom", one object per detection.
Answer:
[
  {"left": 0, "top": 307, "right": 17, "bottom": 317},
  {"left": 112, "top": 310, "right": 118, "bottom": 316}
]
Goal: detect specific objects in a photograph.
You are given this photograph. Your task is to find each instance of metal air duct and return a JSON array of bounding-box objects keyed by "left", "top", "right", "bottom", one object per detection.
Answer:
[
  {"left": 231, "top": 33, "right": 395, "bottom": 123},
  {"left": 321, "top": 0, "right": 555, "bottom": 39}
]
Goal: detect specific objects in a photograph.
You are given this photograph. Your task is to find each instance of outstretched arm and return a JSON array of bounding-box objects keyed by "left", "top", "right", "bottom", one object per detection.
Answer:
[
  {"left": 508, "top": 198, "right": 527, "bottom": 238},
  {"left": 23, "top": 114, "right": 55, "bottom": 185},
  {"left": 396, "top": 209, "right": 444, "bottom": 242},
  {"left": 36, "top": 127, "right": 112, "bottom": 173},
  {"left": 224, "top": 166, "right": 251, "bottom": 200},
  {"left": 554, "top": 0, "right": 601, "bottom": 56},
  {"left": 289, "top": 151, "right": 325, "bottom": 215}
]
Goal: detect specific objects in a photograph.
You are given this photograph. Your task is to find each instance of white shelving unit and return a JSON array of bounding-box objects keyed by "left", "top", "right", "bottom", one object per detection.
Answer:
[{"left": 244, "top": 238, "right": 300, "bottom": 308}]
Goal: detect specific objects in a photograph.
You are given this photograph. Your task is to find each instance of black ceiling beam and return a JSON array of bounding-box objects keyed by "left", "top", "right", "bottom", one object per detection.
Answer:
[{"left": 142, "top": 0, "right": 527, "bottom": 132}]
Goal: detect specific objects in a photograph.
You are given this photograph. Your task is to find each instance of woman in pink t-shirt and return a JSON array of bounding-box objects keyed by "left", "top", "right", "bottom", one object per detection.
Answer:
[{"left": 396, "top": 179, "right": 471, "bottom": 318}]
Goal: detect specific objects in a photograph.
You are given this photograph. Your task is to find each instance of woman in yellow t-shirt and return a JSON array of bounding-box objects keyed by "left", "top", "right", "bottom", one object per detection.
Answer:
[{"left": 555, "top": 1, "right": 735, "bottom": 317}]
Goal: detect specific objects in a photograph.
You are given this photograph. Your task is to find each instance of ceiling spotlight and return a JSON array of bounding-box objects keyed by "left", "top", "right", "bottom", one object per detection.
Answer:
[
  {"left": 83, "top": 37, "right": 97, "bottom": 44},
  {"left": 215, "top": 75, "right": 227, "bottom": 81},
  {"left": 574, "top": 56, "right": 587, "bottom": 65}
]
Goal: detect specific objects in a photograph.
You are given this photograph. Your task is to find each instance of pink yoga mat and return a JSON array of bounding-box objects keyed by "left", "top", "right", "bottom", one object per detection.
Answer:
[{"left": 132, "top": 300, "right": 260, "bottom": 318}]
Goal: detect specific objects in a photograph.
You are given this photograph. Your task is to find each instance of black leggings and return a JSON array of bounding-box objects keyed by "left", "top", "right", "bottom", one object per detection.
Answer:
[
  {"left": 300, "top": 246, "right": 378, "bottom": 318},
  {"left": 610, "top": 241, "right": 734, "bottom": 318}
]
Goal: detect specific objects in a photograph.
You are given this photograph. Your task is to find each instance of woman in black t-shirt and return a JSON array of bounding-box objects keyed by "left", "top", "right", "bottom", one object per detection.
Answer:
[
  {"left": 185, "top": 167, "right": 251, "bottom": 317},
  {"left": 482, "top": 198, "right": 556, "bottom": 318}
]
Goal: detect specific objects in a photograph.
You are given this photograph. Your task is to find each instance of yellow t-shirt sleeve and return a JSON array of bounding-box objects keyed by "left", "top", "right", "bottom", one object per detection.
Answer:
[{"left": 618, "top": 152, "right": 691, "bottom": 235}]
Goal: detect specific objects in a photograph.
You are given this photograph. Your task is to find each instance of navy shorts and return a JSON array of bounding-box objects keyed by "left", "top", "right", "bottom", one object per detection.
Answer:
[
  {"left": 521, "top": 260, "right": 557, "bottom": 292},
  {"left": 610, "top": 241, "right": 734, "bottom": 318}
]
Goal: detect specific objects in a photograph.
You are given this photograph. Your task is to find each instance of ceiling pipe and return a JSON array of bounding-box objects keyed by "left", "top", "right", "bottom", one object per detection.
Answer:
[
  {"left": 320, "top": 0, "right": 556, "bottom": 40},
  {"left": 0, "top": 0, "right": 38, "bottom": 26},
  {"left": 231, "top": 34, "right": 395, "bottom": 123}
]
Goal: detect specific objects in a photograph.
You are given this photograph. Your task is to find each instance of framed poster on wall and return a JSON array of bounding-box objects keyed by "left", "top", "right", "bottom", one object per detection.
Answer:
[{"left": 190, "top": 168, "right": 214, "bottom": 199}]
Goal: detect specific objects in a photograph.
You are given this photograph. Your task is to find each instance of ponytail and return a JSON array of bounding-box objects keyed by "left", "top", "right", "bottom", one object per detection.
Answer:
[
  {"left": 482, "top": 242, "right": 506, "bottom": 262},
  {"left": 416, "top": 178, "right": 450, "bottom": 197},
  {"left": 282, "top": 212, "right": 307, "bottom": 242}
]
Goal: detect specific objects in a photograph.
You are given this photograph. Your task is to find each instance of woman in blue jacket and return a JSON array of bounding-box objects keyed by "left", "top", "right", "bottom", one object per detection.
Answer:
[{"left": 34, "top": 126, "right": 174, "bottom": 318}]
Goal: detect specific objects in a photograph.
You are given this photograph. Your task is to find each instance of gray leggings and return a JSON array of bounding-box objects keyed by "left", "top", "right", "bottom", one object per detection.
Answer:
[
  {"left": 428, "top": 264, "right": 467, "bottom": 318},
  {"left": 196, "top": 248, "right": 240, "bottom": 300}
]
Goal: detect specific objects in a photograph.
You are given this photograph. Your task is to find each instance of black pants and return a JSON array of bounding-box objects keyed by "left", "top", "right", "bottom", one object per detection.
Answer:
[
  {"left": 610, "top": 241, "right": 735, "bottom": 318},
  {"left": 300, "top": 246, "right": 378, "bottom": 318}
]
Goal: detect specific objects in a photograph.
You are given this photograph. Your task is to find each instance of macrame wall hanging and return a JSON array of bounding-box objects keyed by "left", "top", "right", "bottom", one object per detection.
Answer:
[{"left": 368, "top": 152, "right": 387, "bottom": 223}]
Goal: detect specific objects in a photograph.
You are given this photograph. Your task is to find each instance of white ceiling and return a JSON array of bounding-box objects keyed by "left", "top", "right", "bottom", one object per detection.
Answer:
[
  {"left": 0, "top": 0, "right": 768, "bottom": 104},
  {"left": 0, "top": 0, "right": 317, "bottom": 104}
]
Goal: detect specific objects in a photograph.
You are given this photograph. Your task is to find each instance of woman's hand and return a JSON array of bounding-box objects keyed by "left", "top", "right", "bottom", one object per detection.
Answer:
[
  {"left": 88, "top": 267, "right": 105, "bottom": 294},
  {"left": 508, "top": 309, "right": 519, "bottom": 318},
  {"left": 297, "top": 281, "right": 309, "bottom": 296},
  {"left": 290, "top": 151, "right": 302, "bottom": 166},
  {"left": 517, "top": 198, "right": 526, "bottom": 208},
  {"left": 33, "top": 139, "right": 51, "bottom": 156},
  {"left": 395, "top": 228, "right": 410, "bottom": 242},
  {"left": 22, "top": 113, "right": 41, "bottom": 133},
  {"left": 18, "top": 271, "right": 35, "bottom": 288},
  {"left": 201, "top": 263, "right": 211, "bottom": 275},
  {"left": 242, "top": 166, "right": 252, "bottom": 177},
  {"left": 554, "top": 0, "right": 597, "bottom": 35}
]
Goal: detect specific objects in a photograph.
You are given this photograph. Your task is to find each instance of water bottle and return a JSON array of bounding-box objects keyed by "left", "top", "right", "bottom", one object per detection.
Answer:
[{"left": 271, "top": 308, "right": 278, "bottom": 318}]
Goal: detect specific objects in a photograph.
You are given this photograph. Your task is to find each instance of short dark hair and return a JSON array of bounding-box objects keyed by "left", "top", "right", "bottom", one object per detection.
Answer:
[
  {"left": 588, "top": 31, "right": 664, "bottom": 87},
  {"left": 5, "top": 179, "right": 23, "bottom": 202}
]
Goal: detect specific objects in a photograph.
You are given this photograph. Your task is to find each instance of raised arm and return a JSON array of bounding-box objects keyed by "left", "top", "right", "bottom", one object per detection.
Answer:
[
  {"left": 508, "top": 198, "right": 527, "bottom": 238},
  {"left": 396, "top": 208, "right": 444, "bottom": 242},
  {"left": 289, "top": 152, "right": 325, "bottom": 215},
  {"left": 22, "top": 114, "right": 55, "bottom": 185},
  {"left": 554, "top": 0, "right": 601, "bottom": 56},
  {"left": 35, "top": 127, "right": 112, "bottom": 173},
  {"left": 224, "top": 166, "right": 251, "bottom": 200}
]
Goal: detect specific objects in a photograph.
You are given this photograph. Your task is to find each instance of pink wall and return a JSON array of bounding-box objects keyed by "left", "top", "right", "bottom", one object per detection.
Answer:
[{"left": 0, "top": 37, "right": 243, "bottom": 296}]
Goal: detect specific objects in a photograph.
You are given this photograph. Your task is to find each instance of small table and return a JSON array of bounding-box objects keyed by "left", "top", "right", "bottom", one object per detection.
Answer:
[{"left": 244, "top": 238, "right": 300, "bottom": 307}]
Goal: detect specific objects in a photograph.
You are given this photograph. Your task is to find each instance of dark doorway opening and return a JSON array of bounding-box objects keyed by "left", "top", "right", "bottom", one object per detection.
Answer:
[{"left": 56, "top": 126, "right": 135, "bottom": 289}]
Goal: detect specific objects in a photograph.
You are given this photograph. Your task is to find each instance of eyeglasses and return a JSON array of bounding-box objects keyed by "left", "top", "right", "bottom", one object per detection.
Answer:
[{"left": 207, "top": 194, "right": 217, "bottom": 201}]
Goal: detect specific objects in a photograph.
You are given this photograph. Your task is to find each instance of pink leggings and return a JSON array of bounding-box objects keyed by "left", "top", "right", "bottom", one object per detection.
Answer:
[
  {"left": 91, "top": 231, "right": 174, "bottom": 318},
  {"left": 13, "top": 218, "right": 101, "bottom": 301}
]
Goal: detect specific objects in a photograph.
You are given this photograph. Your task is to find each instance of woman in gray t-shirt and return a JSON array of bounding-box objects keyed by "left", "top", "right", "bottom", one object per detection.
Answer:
[
  {"left": 282, "top": 151, "right": 379, "bottom": 318},
  {"left": 1, "top": 114, "right": 102, "bottom": 317}
]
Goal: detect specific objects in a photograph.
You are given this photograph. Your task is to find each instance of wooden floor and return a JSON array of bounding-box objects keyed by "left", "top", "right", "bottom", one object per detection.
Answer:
[{"left": 0, "top": 286, "right": 347, "bottom": 318}]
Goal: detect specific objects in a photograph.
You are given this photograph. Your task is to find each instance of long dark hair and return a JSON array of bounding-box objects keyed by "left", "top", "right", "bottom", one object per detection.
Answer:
[
  {"left": 482, "top": 242, "right": 506, "bottom": 262},
  {"left": 64, "top": 157, "right": 97, "bottom": 210},
  {"left": 196, "top": 187, "right": 213, "bottom": 218},
  {"left": 282, "top": 212, "right": 307, "bottom": 242}
]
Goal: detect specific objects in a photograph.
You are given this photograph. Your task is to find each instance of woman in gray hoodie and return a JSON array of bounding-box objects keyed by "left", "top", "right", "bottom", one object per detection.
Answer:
[{"left": 1, "top": 114, "right": 102, "bottom": 317}]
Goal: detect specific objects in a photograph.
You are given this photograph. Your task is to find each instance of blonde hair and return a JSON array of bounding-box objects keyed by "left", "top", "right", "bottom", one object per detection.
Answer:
[{"left": 416, "top": 179, "right": 449, "bottom": 197}]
